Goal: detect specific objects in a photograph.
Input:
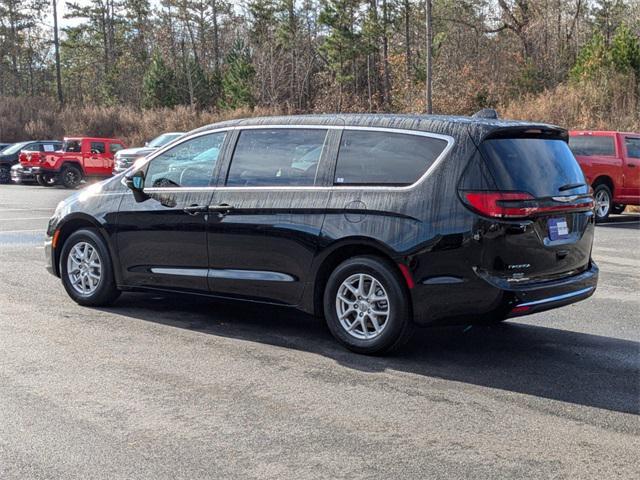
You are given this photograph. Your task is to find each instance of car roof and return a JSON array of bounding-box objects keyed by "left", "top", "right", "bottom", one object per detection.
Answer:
[
  {"left": 192, "top": 113, "right": 566, "bottom": 143},
  {"left": 64, "top": 137, "right": 123, "bottom": 141},
  {"left": 570, "top": 130, "right": 640, "bottom": 136}
]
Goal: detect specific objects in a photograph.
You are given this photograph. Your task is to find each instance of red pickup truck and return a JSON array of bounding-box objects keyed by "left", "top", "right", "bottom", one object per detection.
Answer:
[
  {"left": 569, "top": 131, "right": 640, "bottom": 221},
  {"left": 29, "top": 137, "right": 126, "bottom": 188}
]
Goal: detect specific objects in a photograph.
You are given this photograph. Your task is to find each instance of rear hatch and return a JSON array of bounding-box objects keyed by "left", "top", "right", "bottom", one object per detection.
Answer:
[{"left": 459, "top": 128, "right": 594, "bottom": 284}]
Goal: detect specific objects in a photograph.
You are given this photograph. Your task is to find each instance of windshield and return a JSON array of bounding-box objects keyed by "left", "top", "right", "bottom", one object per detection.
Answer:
[
  {"left": 148, "top": 133, "right": 183, "bottom": 148},
  {"left": 2, "top": 142, "right": 29, "bottom": 155}
]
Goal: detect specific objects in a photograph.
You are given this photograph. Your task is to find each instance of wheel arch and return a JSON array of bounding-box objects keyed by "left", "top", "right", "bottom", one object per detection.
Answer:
[
  {"left": 307, "top": 238, "right": 411, "bottom": 317},
  {"left": 592, "top": 175, "right": 614, "bottom": 195},
  {"left": 53, "top": 213, "right": 121, "bottom": 284},
  {"left": 61, "top": 161, "right": 85, "bottom": 175}
]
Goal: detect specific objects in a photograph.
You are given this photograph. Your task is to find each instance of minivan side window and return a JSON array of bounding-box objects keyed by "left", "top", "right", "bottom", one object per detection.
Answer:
[
  {"left": 226, "top": 128, "right": 327, "bottom": 187},
  {"left": 568, "top": 136, "right": 616, "bottom": 156},
  {"left": 625, "top": 137, "right": 640, "bottom": 159},
  {"left": 145, "top": 132, "right": 225, "bottom": 188},
  {"left": 334, "top": 130, "right": 448, "bottom": 186}
]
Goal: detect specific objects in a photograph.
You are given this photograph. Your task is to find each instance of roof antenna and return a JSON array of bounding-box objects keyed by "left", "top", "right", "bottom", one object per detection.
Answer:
[{"left": 472, "top": 108, "right": 499, "bottom": 119}]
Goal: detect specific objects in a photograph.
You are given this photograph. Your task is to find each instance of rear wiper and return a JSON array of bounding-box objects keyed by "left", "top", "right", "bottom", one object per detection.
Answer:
[{"left": 558, "top": 182, "right": 586, "bottom": 191}]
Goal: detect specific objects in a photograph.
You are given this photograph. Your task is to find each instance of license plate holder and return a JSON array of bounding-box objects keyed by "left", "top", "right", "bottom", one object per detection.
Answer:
[{"left": 548, "top": 217, "right": 570, "bottom": 241}]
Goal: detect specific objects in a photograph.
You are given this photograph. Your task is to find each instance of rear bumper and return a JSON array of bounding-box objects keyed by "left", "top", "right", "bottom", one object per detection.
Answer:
[
  {"left": 411, "top": 261, "right": 598, "bottom": 325},
  {"left": 499, "top": 262, "right": 599, "bottom": 318}
]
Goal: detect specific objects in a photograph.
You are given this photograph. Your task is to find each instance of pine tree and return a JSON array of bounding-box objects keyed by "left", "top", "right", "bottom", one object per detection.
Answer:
[
  {"left": 220, "top": 39, "right": 255, "bottom": 109},
  {"left": 142, "top": 53, "right": 178, "bottom": 108}
]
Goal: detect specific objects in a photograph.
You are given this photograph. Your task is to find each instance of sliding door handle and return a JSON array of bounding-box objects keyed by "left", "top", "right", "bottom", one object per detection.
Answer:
[
  {"left": 183, "top": 204, "right": 208, "bottom": 215},
  {"left": 208, "top": 204, "right": 234, "bottom": 213}
]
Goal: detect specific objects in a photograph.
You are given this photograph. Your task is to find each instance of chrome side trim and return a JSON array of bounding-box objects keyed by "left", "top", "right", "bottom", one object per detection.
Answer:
[
  {"left": 517, "top": 286, "right": 594, "bottom": 307},
  {"left": 150, "top": 268, "right": 209, "bottom": 277},
  {"left": 149, "top": 267, "right": 295, "bottom": 282},
  {"left": 134, "top": 124, "right": 456, "bottom": 194},
  {"left": 208, "top": 269, "right": 295, "bottom": 282}
]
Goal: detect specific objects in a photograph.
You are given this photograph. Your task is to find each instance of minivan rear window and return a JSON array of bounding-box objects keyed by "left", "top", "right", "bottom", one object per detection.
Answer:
[
  {"left": 334, "top": 130, "right": 448, "bottom": 186},
  {"left": 568, "top": 135, "right": 616, "bottom": 156},
  {"left": 479, "top": 138, "right": 587, "bottom": 197}
]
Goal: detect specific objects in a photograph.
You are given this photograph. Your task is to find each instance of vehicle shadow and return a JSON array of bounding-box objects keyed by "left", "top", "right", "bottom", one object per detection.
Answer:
[
  {"left": 598, "top": 213, "right": 640, "bottom": 229},
  {"left": 101, "top": 292, "right": 639, "bottom": 415}
]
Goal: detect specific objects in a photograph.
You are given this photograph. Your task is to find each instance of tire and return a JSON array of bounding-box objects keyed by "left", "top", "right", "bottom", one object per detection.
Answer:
[
  {"left": 611, "top": 204, "right": 626, "bottom": 215},
  {"left": 60, "top": 165, "right": 83, "bottom": 189},
  {"left": 59, "top": 229, "right": 120, "bottom": 306},
  {"left": 36, "top": 174, "right": 56, "bottom": 187},
  {"left": 593, "top": 184, "right": 613, "bottom": 223},
  {"left": 323, "top": 256, "right": 413, "bottom": 355},
  {"left": 0, "top": 165, "right": 10, "bottom": 184}
]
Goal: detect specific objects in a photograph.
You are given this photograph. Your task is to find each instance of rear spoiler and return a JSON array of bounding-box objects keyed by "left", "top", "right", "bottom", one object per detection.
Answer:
[{"left": 483, "top": 125, "right": 568, "bottom": 142}]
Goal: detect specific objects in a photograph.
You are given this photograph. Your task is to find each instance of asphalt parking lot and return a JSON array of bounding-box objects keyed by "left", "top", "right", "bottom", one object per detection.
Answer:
[{"left": 0, "top": 183, "right": 638, "bottom": 479}]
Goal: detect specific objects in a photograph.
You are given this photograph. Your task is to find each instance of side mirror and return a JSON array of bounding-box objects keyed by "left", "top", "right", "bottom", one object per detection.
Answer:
[
  {"left": 144, "top": 142, "right": 149, "bottom": 147},
  {"left": 124, "top": 170, "right": 148, "bottom": 202}
]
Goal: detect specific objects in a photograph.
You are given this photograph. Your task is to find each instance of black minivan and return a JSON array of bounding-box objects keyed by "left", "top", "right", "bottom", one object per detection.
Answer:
[{"left": 45, "top": 114, "right": 598, "bottom": 354}]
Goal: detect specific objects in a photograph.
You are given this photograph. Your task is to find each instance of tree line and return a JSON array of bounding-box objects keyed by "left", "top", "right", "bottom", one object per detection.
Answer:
[{"left": 0, "top": 1, "right": 638, "bottom": 128}]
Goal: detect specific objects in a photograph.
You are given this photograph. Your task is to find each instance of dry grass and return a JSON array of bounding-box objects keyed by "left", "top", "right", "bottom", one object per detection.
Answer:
[
  {"left": 501, "top": 72, "right": 639, "bottom": 131},
  {"left": 0, "top": 98, "right": 283, "bottom": 147},
  {"left": 0, "top": 75, "right": 638, "bottom": 148}
]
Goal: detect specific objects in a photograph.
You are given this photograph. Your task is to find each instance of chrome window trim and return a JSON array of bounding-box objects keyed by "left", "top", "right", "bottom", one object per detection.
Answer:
[{"left": 129, "top": 124, "right": 456, "bottom": 193}]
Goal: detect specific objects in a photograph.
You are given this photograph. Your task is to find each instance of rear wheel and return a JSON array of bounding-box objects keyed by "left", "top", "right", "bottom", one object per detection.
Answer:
[
  {"left": 59, "top": 229, "right": 120, "bottom": 306},
  {"left": 0, "top": 165, "right": 10, "bottom": 184},
  {"left": 61, "top": 165, "right": 83, "bottom": 189},
  {"left": 593, "top": 184, "right": 612, "bottom": 222},
  {"left": 323, "top": 256, "right": 412, "bottom": 355}
]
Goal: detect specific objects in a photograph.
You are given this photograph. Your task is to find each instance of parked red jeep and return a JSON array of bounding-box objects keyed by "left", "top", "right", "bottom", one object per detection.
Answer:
[
  {"left": 32, "top": 137, "right": 126, "bottom": 188},
  {"left": 569, "top": 131, "right": 640, "bottom": 221}
]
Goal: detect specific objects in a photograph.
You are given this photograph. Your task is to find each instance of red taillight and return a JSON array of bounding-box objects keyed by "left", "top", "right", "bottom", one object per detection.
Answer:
[
  {"left": 463, "top": 191, "right": 535, "bottom": 218},
  {"left": 463, "top": 191, "right": 594, "bottom": 219}
]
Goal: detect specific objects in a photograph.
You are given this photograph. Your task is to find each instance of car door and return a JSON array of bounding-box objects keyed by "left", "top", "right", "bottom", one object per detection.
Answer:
[
  {"left": 115, "top": 131, "right": 229, "bottom": 292},
  {"left": 623, "top": 136, "right": 640, "bottom": 198},
  {"left": 206, "top": 126, "right": 335, "bottom": 305}
]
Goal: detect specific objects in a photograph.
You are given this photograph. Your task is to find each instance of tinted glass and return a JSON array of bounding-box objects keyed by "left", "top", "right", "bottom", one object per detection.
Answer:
[
  {"left": 148, "top": 133, "right": 183, "bottom": 148},
  {"left": 41, "top": 143, "right": 60, "bottom": 152},
  {"left": 625, "top": 137, "right": 640, "bottom": 159},
  {"left": 480, "top": 138, "right": 587, "bottom": 197},
  {"left": 63, "top": 140, "right": 82, "bottom": 152},
  {"left": 90, "top": 142, "right": 106, "bottom": 154},
  {"left": 145, "top": 132, "right": 225, "bottom": 188},
  {"left": 334, "top": 130, "right": 447, "bottom": 185},
  {"left": 226, "top": 129, "right": 327, "bottom": 186},
  {"left": 110, "top": 143, "right": 124, "bottom": 153},
  {"left": 568, "top": 135, "right": 616, "bottom": 156},
  {"left": 2, "top": 142, "right": 29, "bottom": 154}
]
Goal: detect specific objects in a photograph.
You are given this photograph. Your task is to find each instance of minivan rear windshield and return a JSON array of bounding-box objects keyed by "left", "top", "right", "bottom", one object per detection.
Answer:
[{"left": 479, "top": 138, "right": 587, "bottom": 197}]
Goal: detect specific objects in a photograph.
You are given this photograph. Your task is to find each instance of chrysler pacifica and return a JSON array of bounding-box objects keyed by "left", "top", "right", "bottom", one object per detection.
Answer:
[{"left": 45, "top": 114, "right": 598, "bottom": 354}]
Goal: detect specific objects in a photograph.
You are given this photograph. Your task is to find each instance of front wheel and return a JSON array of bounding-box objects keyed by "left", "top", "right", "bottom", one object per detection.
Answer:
[
  {"left": 59, "top": 229, "right": 120, "bottom": 306},
  {"left": 36, "top": 174, "right": 56, "bottom": 187},
  {"left": 323, "top": 256, "right": 413, "bottom": 355},
  {"left": 61, "top": 165, "right": 83, "bottom": 189},
  {"left": 593, "top": 184, "right": 613, "bottom": 223}
]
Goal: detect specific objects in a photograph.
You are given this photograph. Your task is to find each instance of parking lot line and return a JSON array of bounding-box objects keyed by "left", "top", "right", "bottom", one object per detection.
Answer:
[
  {"left": 0, "top": 217, "right": 52, "bottom": 221},
  {"left": 0, "top": 208, "right": 54, "bottom": 212},
  {"left": 0, "top": 229, "right": 45, "bottom": 233}
]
